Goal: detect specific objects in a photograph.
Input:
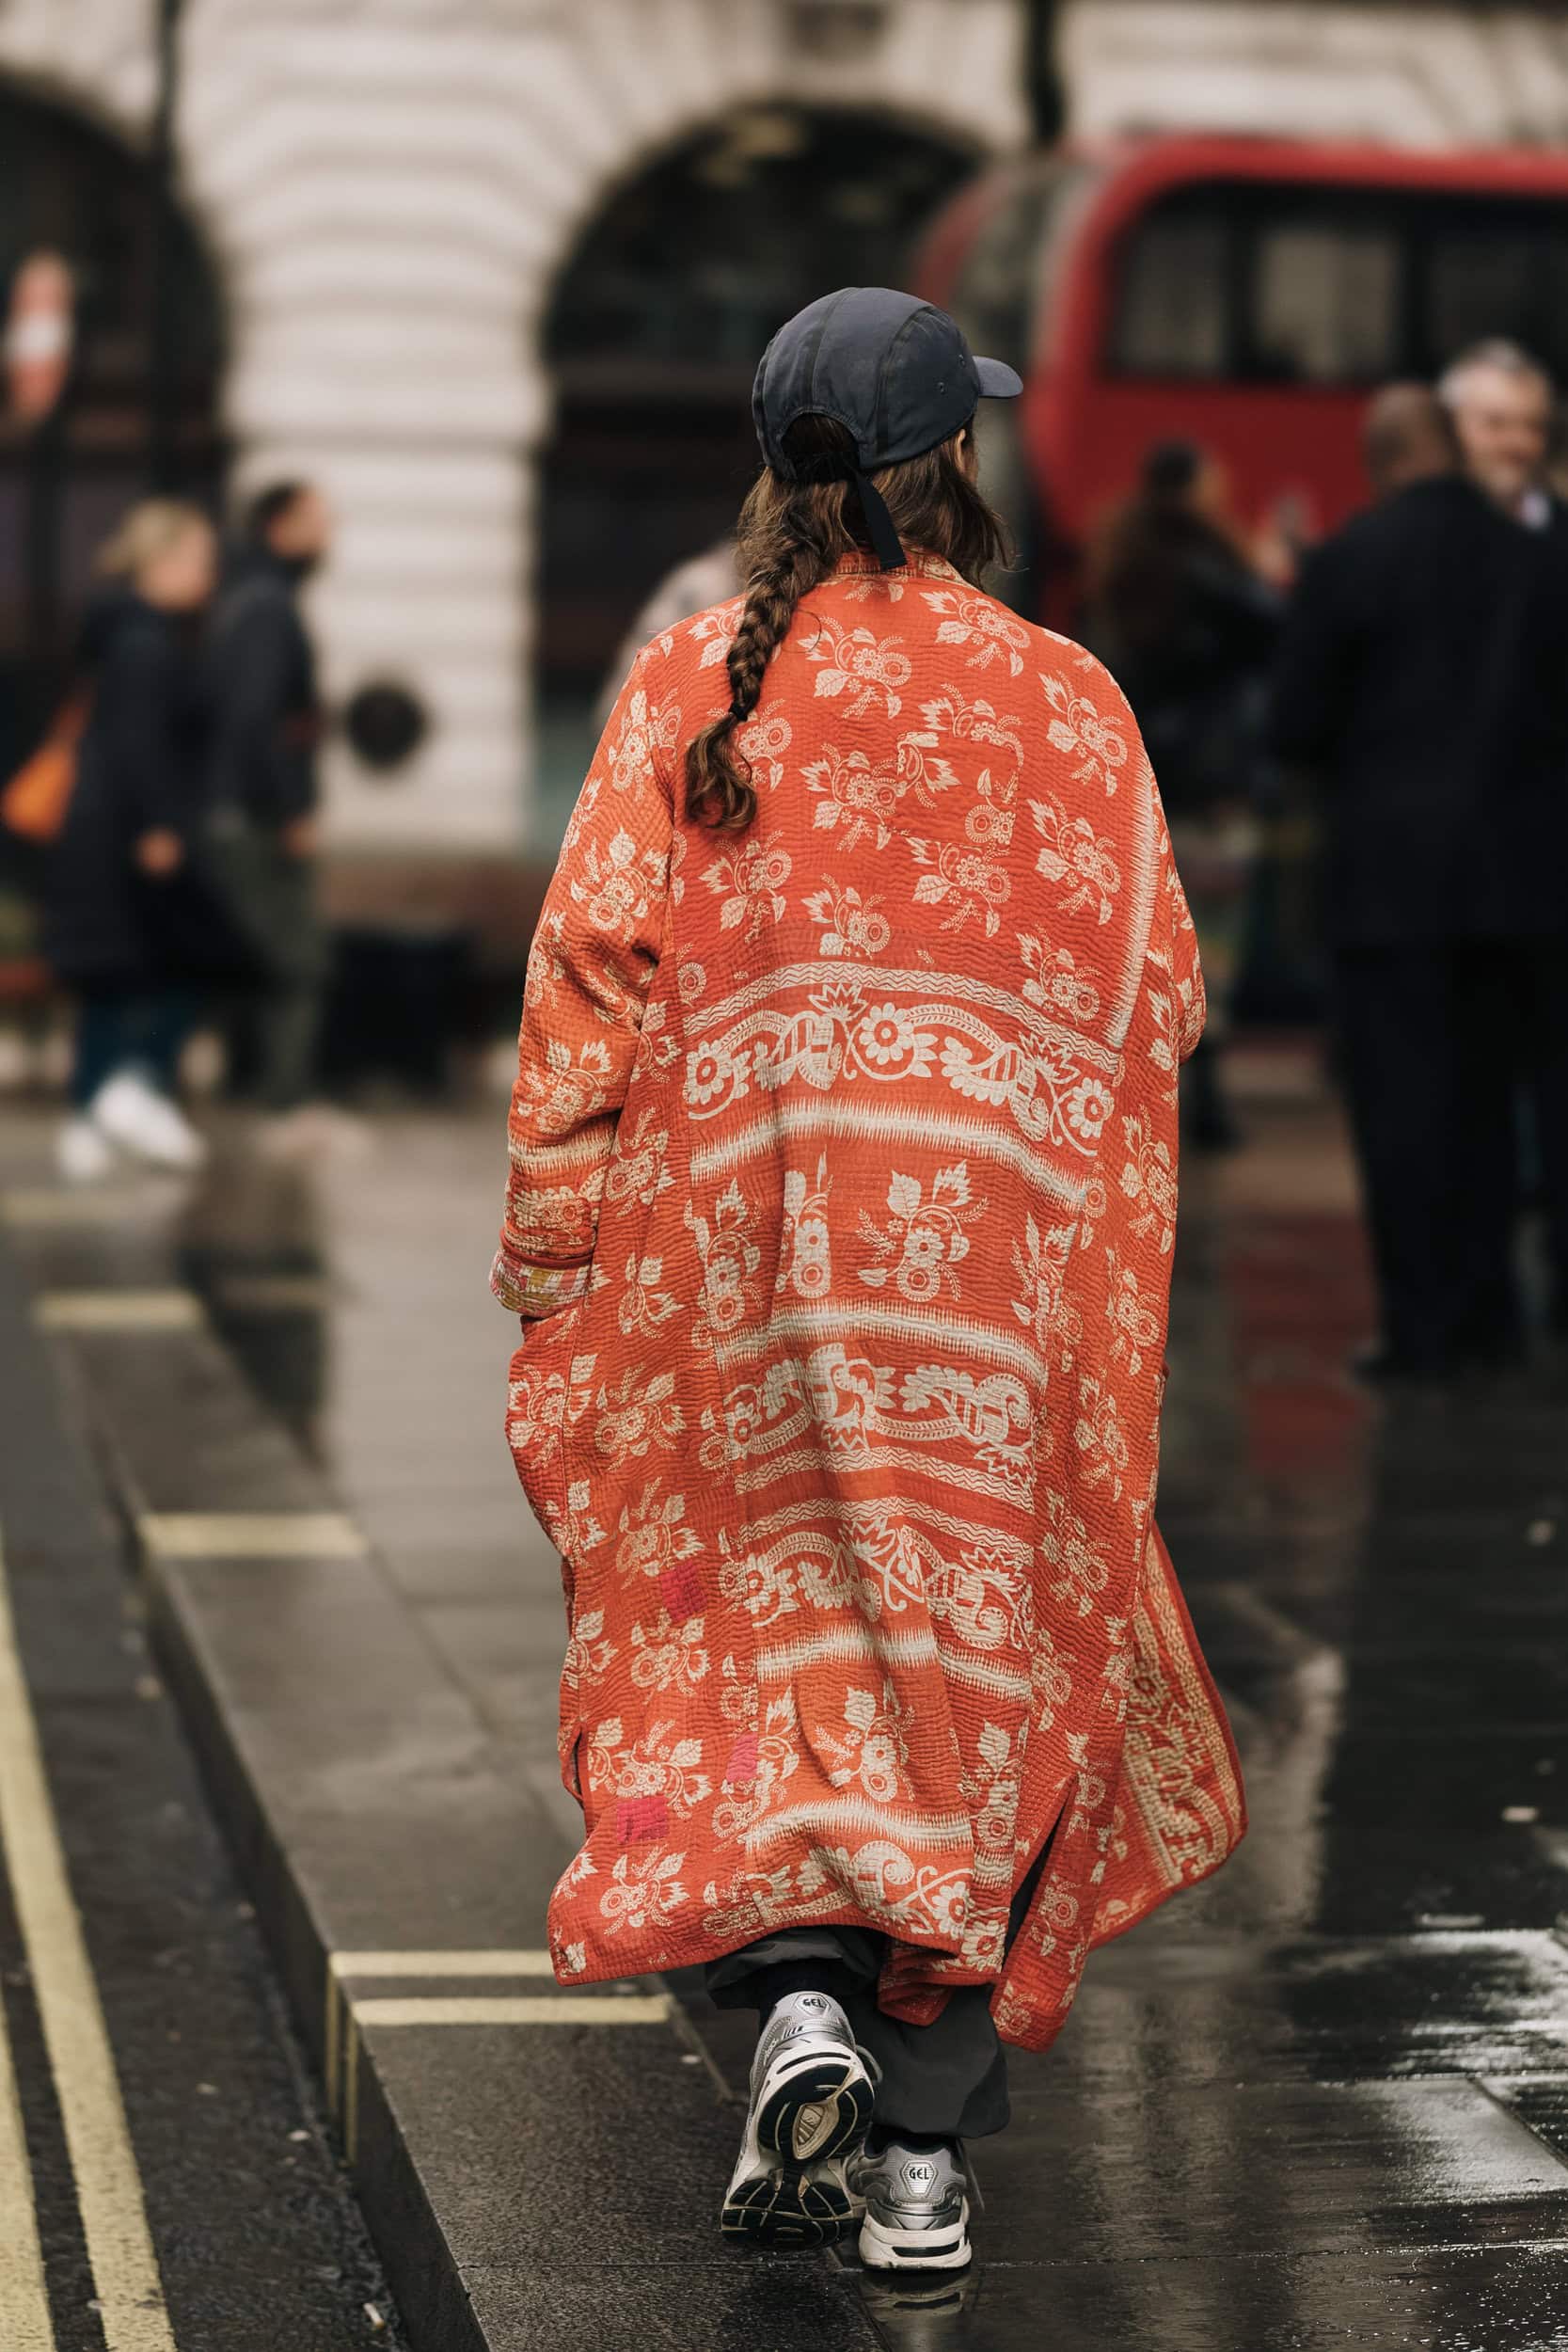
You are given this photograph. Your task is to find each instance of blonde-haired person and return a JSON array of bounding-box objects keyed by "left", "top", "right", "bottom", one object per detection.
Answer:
[
  {"left": 47, "top": 500, "right": 219, "bottom": 1180},
  {"left": 495, "top": 290, "right": 1243, "bottom": 2273}
]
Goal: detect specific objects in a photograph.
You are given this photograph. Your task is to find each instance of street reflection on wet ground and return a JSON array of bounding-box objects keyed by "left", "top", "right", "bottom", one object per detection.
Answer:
[{"left": 8, "top": 1041, "right": 1568, "bottom": 2349}]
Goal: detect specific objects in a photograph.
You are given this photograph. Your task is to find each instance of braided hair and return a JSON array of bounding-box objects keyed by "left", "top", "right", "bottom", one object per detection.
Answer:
[{"left": 685, "top": 414, "right": 1008, "bottom": 831}]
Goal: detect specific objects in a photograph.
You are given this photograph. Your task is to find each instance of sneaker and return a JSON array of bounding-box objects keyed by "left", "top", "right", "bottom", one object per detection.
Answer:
[
  {"left": 848, "top": 2138, "right": 972, "bottom": 2272},
  {"left": 718, "top": 1991, "right": 873, "bottom": 2251},
  {"left": 748, "top": 1990, "right": 874, "bottom": 2163},
  {"left": 720, "top": 2122, "right": 855, "bottom": 2250},
  {"left": 56, "top": 1116, "right": 117, "bottom": 1184},
  {"left": 90, "top": 1072, "right": 207, "bottom": 1172}
]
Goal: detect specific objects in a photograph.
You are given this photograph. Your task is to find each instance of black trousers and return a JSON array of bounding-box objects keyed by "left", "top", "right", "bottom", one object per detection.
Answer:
[{"left": 1335, "top": 939, "right": 1568, "bottom": 1364}]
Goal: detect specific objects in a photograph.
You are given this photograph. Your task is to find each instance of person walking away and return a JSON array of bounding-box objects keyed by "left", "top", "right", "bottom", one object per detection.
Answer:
[
  {"left": 1440, "top": 342, "right": 1568, "bottom": 1336},
  {"left": 494, "top": 287, "right": 1245, "bottom": 2271},
  {"left": 1085, "top": 440, "right": 1281, "bottom": 1151},
  {"left": 1271, "top": 385, "right": 1568, "bottom": 1377},
  {"left": 207, "top": 482, "right": 333, "bottom": 1148},
  {"left": 47, "top": 502, "right": 221, "bottom": 1181}
]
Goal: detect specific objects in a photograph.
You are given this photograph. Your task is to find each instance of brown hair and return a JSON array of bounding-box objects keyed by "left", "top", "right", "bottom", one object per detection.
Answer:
[{"left": 685, "top": 414, "right": 1010, "bottom": 831}]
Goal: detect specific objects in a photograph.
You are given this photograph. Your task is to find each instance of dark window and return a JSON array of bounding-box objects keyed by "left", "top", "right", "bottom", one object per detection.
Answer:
[
  {"left": 1417, "top": 209, "right": 1568, "bottom": 382},
  {"left": 1109, "top": 179, "right": 1568, "bottom": 389},
  {"left": 0, "top": 90, "right": 227, "bottom": 744}
]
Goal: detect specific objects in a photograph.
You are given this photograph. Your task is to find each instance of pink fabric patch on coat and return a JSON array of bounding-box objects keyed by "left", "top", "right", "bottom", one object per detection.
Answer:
[
  {"left": 659, "top": 1561, "right": 704, "bottom": 1620},
  {"left": 616, "top": 1795, "right": 668, "bottom": 1844},
  {"left": 723, "top": 1734, "right": 758, "bottom": 1788}
]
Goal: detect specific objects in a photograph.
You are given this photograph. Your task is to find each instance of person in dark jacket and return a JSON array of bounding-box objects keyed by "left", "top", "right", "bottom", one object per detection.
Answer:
[
  {"left": 1085, "top": 439, "right": 1282, "bottom": 1148},
  {"left": 47, "top": 501, "right": 220, "bottom": 1183},
  {"left": 207, "top": 480, "right": 333, "bottom": 1136},
  {"left": 1271, "top": 385, "right": 1568, "bottom": 1378}
]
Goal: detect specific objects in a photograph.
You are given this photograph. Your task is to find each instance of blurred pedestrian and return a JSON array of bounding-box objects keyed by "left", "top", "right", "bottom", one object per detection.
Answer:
[
  {"left": 495, "top": 289, "right": 1243, "bottom": 2271},
  {"left": 207, "top": 481, "right": 333, "bottom": 1148},
  {"left": 1271, "top": 385, "right": 1568, "bottom": 1377},
  {"left": 47, "top": 501, "right": 220, "bottom": 1181},
  {"left": 1439, "top": 340, "right": 1563, "bottom": 532},
  {"left": 593, "top": 537, "right": 740, "bottom": 735},
  {"left": 1085, "top": 439, "right": 1282, "bottom": 1149}
]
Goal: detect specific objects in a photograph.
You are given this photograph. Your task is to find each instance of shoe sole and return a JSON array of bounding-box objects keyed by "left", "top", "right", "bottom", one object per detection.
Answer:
[
  {"left": 756, "top": 2047, "right": 874, "bottom": 2163},
  {"left": 721, "top": 2163, "right": 857, "bottom": 2249},
  {"left": 858, "top": 2202, "right": 972, "bottom": 2273}
]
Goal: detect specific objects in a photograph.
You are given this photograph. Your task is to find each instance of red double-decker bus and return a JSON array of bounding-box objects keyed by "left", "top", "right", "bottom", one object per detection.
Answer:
[{"left": 916, "top": 134, "right": 1568, "bottom": 615}]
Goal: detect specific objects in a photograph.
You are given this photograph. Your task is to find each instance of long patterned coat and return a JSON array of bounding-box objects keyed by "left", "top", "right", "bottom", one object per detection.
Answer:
[{"left": 494, "top": 550, "right": 1244, "bottom": 2051}]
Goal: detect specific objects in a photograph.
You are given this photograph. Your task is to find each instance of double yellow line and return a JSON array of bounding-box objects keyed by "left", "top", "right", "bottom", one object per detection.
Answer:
[{"left": 0, "top": 1531, "right": 176, "bottom": 2350}]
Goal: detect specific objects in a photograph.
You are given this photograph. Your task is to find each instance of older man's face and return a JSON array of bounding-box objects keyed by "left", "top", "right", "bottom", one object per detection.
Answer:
[{"left": 1449, "top": 364, "right": 1553, "bottom": 513}]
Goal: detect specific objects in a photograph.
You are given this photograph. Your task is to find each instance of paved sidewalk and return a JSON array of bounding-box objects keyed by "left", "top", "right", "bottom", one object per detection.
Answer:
[
  {"left": 8, "top": 1060, "right": 1568, "bottom": 2349},
  {"left": 0, "top": 1222, "right": 412, "bottom": 2348}
]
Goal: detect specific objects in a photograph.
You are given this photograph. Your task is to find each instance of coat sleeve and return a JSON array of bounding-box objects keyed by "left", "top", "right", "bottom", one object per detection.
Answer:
[{"left": 491, "top": 644, "right": 675, "bottom": 1317}]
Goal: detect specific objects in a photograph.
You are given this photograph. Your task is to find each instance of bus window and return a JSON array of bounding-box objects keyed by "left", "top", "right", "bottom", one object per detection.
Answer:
[
  {"left": 1418, "top": 208, "right": 1568, "bottom": 380},
  {"left": 1112, "top": 199, "right": 1231, "bottom": 377},
  {"left": 1251, "top": 215, "right": 1399, "bottom": 383}
]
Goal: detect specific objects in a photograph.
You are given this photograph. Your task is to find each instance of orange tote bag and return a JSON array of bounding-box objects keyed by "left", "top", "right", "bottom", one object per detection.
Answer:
[{"left": 1, "top": 695, "right": 88, "bottom": 843}]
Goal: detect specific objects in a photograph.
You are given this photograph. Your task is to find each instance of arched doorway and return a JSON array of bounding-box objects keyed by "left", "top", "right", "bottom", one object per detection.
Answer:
[
  {"left": 537, "top": 105, "right": 980, "bottom": 840},
  {"left": 0, "top": 86, "right": 226, "bottom": 763}
]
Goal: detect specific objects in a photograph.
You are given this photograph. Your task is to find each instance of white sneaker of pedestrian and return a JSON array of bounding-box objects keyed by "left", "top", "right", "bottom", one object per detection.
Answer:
[
  {"left": 89, "top": 1072, "right": 208, "bottom": 1172},
  {"left": 56, "top": 1116, "right": 117, "bottom": 1184},
  {"left": 847, "top": 2138, "right": 973, "bottom": 2272}
]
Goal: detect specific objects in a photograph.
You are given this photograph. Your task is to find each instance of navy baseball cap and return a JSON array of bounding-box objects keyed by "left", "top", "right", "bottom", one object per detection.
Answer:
[{"left": 752, "top": 286, "right": 1022, "bottom": 568}]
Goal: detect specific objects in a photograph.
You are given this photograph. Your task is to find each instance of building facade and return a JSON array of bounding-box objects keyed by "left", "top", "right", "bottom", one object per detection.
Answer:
[
  {"left": 1, "top": 0, "right": 1564, "bottom": 878},
  {"left": 1061, "top": 2, "right": 1568, "bottom": 150}
]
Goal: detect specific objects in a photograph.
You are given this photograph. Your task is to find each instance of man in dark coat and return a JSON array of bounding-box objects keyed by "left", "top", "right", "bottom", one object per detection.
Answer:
[
  {"left": 1271, "top": 385, "right": 1568, "bottom": 1377},
  {"left": 207, "top": 481, "right": 333, "bottom": 1124}
]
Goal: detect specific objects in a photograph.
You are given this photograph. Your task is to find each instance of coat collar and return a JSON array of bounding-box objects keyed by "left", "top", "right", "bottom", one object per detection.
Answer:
[{"left": 828, "top": 549, "right": 964, "bottom": 586}]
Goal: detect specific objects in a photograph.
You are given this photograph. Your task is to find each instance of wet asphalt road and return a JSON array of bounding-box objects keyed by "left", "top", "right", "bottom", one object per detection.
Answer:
[{"left": 0, "top": 1239, "right": 406, "bottom": 2352}]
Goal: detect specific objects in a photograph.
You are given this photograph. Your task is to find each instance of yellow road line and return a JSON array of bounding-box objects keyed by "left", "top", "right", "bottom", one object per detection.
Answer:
[
  {"left": 1, "top": 1188, "right": 168, "bottom": 1228},
  {"left": 137, "top": 1513, "right": 366, "bottom": 1561},
  {"left": 352, "top": 1994, "right": 672, "bottom": 2026},
  {"left": 211, "top": 1276, "right": 330, "bottom": 1312},
  {"left": 0, "top": 1983, "right": 53, "bottom": 2350},
  {"left": 0, "top": 1533, "right": 176, "bottom": 2352},
  {"left": 331, "top": 1949, "right": 558, "bottom": 1979},
  {"left": 34, "top": 1292, "right": 203, "bottom": 1332}
]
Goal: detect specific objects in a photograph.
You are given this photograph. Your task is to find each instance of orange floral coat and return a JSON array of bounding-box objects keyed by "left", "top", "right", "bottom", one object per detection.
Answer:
[{"left": 494, "top": 551, "right": 1244, "bottom": 2051}]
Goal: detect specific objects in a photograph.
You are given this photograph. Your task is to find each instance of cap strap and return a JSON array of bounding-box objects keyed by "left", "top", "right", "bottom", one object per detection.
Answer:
[{"left": 853, "top": 470, "right": 906, "bottom": 571}]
